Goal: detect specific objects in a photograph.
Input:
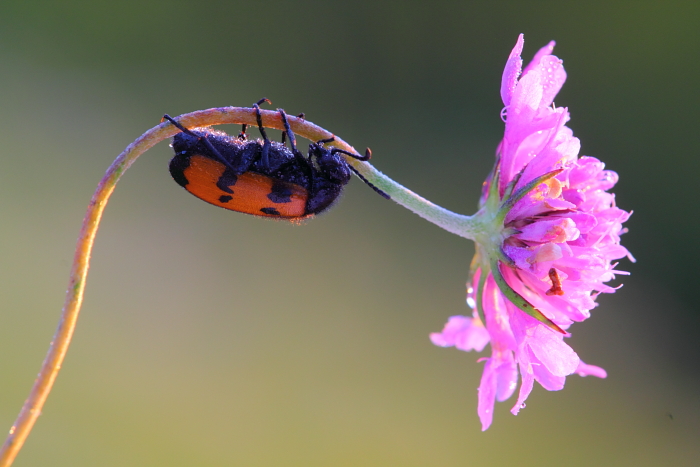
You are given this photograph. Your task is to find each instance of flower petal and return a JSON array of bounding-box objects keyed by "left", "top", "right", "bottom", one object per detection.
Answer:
[
  {"left": 509, "top": 308, "right": 580, "bottom": 377},
  {"left": 478, "top": 358, "right": 498, "bottom": 430},
  {"left": 522, "top": 40, "right": 556, "bottom": 76},
  {"left": 501, "top": 34, "right": 524, "bottom": 107},
  {"left": 439, "top": 35, "right": 630, "bottom": 430},
  {"left": 430, "top": 315, "right": 490, "bottom": 352},
  {"left": 575, "top": 361, "right": 608, "bottom": 378},
  {"left": 516, "top": 217, "right": 580, "bottom": 243}
]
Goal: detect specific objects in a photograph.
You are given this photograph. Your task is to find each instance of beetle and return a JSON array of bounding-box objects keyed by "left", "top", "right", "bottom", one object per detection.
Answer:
[{"left": 164, "top": 100, "right": 388, "bottom": 220}]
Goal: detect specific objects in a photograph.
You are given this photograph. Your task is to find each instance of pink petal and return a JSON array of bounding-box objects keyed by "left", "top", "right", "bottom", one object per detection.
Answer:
[
  {"left": 534, "top": 55, "right": 567, "bottom": 109},
  {"left": 532, "top": 358, "right": 566, "bottom": 391},
  {"left": 522, "top": 40, "right": 556, "bottom": 76},
  {"left": 575, "top": 361, "right": 607, "bottom": 378},
  {"left": 502, "top": 245, "right": 533, "bottom": 271},
  {"left": 478, "top": 350, "right": 518, "bottom": 430},
  {"left": 495, "top": 352, "right": 518, "bottom": 401},
  {"left": 509, "top": 69, "right": 544, "bottom": 127},
  {"left": 511, "top": 353, "right": 534, "bottom": 416},
  {"left": 501, "top": 34, "right": 524, "bottom": 107},
  {"left": 516, "top": 218, "right": 580, "bottom": 243},
  {"left": 528, "top": 328, "right": 579, "bottom": 376},
  {"left": 482, "top": 274, "right": 517, "bottom": 348},
  {"left": 478, "top": 359, "right": 498, "bottom": 431},
  {"left": 430, "top": 315, "right": 490, "bottom": 352},
  {"left": 533, "top": 242, "right": 563, "bottom": 263},
  {"left": 509, "top": 309, "right": 580, "bottom": 377}
]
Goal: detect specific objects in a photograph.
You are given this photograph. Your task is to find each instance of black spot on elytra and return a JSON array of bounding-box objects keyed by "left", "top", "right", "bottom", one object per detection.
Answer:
[
  {"left": 260, "top": 207, "right": 281, "bottom": 216},
  {"left": 216, "top": 169, "right": 238, "bottom": 194},
  {"left": 267, "top": 181, "right": 293, "bottom": 203},
  {"left": 169, "top": 155, "right": 191, "bottom": 187},
  {"left": 219, "top": 195, "right": 233, "bottom": 203}
]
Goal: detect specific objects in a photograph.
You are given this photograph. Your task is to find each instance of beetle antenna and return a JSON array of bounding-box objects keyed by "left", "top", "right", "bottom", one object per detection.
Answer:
[
  {"left": 330, "top": 147, "right": 372, "bottom": 161},
  {"left": 347, "top": 165, "right": 390, "bottom": 199},
  {"left": 162, "top": 114, "right": 196, "bottom": 136}
]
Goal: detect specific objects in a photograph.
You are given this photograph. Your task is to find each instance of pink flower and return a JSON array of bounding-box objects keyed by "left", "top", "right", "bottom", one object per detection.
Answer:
[{"left": 431, "top": 34, "right": 632, "bottom": 430}]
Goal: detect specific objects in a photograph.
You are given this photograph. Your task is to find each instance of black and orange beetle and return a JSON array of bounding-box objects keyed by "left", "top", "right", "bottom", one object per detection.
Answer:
[{"left": 164, "top": 100, "right": 388, "bottom": 220}]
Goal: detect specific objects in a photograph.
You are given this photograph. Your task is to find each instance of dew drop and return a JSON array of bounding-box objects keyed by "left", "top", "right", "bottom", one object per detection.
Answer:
[{"left": 466, "top": 286, "right": 475, "bottom": 309}]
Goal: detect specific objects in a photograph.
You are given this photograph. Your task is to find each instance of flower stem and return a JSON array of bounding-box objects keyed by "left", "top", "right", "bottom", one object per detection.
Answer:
[
  {"left": 0, "top": 106, "right": 475, "bottom": 466},
  {"left": 348, "top": 163, "right": 477, "bottom": 237}
]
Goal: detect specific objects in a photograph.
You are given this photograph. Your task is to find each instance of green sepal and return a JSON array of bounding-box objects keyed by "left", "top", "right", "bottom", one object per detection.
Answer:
[
  {"left": 501, "top": 166, "right": 524, "bottom": 202},
  {"left": 474, "top": 263, "right": 488, "bottom": 327},
  {"left": 495, "top": 245, "right": 516, "bottom": 268},
  {"left": 484, "top": 160, "right": 502, "bottom": 212},
  {"left": 495, "top": 168, "right": 564, "bottom": 226},
  {"left": 489, "top": 258, "right": 566, "bottom": 334}
]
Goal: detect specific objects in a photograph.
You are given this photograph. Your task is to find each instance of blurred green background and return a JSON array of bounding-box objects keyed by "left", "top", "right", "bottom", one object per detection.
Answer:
[{"left": 0, "top": 1, "right": 698, "bottom": 466}]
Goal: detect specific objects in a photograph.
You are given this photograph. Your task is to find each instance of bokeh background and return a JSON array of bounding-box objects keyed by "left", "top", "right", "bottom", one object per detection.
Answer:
[{"left": 0, "top": 1, "right": 697, "bottom": 466}]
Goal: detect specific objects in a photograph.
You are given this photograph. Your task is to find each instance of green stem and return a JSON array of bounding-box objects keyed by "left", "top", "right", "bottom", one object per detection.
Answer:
[{"left": 347, "top": 162, "right": 479, "bottom": 238}]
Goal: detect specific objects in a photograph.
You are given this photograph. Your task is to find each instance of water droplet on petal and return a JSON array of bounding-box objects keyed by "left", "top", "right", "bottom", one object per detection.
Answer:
[{"left": 466, "top": 286, "right": 476, "bottom": 308}]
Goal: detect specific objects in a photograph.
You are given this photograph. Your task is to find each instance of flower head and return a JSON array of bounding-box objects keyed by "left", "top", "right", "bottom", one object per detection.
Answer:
[{"left": 431, "top": 34, "right": 632, "bottom": 430}]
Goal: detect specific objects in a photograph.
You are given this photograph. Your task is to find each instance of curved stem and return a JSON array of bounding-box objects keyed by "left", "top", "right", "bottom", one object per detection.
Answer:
[
  {"left": 347, "top": 162, "right": 477, "bottom": 237},
  {"left": 0, "top": 112, "right": 175, "bottom": 467},
  {"left": 0, "top": 106, "right": 475, "bottom": 466}
]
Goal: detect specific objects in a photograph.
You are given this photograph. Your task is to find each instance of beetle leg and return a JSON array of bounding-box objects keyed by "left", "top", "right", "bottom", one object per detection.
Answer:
[
  {"left": 253, "top": 103, "right": 272, "bottom": 170},
  {"left": 237, "top": 124, "right": 248, "bottom": 140},
  {"left": 162, "top": 114, "right": 238, "bottom": 173},
  {"left": 277, "top": 108, "right": 298, "bottom": 153},
  {"left": 239, "top": 98, "right": 270, "bottom": 140},
  {"left": 279, "top": 108, "right": 315, "bottom": 190}
]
